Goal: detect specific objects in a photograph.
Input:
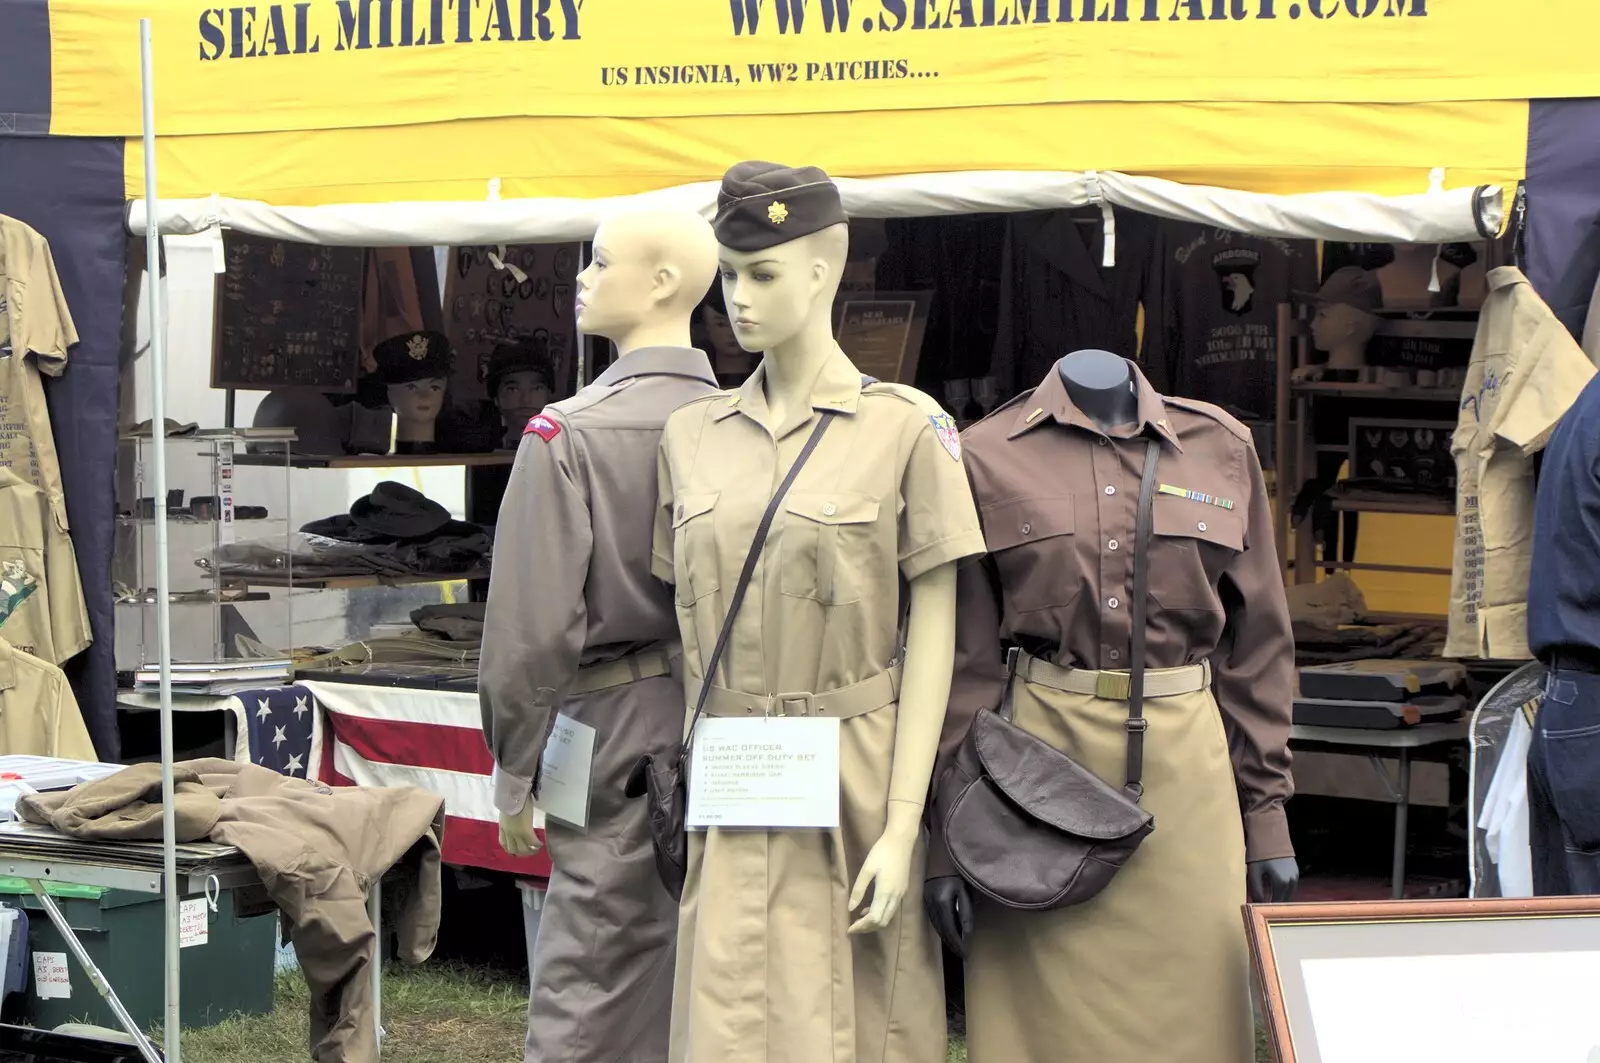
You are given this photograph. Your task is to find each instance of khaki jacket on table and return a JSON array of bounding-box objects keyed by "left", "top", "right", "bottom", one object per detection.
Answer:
[
  {"left": 1446, "top": 267, "right": 1600, "bottom": 660},
  {"left": 0, "top": 635, "right": 94, "bottom": 760}
]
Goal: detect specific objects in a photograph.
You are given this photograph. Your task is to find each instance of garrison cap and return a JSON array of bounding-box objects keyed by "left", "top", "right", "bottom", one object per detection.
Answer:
[
  {"left": 714, "top": 160, "right": 847, "bottom": 252},
  {"left": 373, "top": 330, "right": 454, "bottom": 385}
]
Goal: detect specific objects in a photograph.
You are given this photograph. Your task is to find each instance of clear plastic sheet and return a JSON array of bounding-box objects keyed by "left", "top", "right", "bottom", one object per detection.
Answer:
[{"left": 1468, "top": 661, "right": 1546, "bottom": 898}]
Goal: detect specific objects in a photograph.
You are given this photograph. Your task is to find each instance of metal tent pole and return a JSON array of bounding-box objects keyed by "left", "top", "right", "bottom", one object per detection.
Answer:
[{"left": 138, "top": 19, "right": 183, "bottom": 1063}]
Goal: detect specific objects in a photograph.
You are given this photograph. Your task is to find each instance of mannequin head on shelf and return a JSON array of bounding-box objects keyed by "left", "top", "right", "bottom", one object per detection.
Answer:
[
  {"left": 486, "top": 339, "right": 555, "bottom": 447},
  {"left": 574, "top": 207, "right": 719, "bottom": 357},
  {"left": 374, "top": 331, "right": 454, "bottom": 445},
  {"left": 1306, "top": 267, "right": 1383, "bottom": 372},
  {"left": 713, "top": 161, "right": 849, "bottom": 366}
]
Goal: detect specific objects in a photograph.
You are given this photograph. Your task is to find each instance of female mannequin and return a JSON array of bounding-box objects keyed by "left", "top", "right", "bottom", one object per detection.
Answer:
[
  {"left": 653, "top": 161, "right": 985, "bottom": 1063},
  {"left": 484, "top": 339, "right": 555, "bottom": 448},
  {"left": 373, "top": 330, "right": 454, "bottom": 455}
]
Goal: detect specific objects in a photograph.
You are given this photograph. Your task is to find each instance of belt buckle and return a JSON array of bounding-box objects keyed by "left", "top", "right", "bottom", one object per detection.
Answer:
[
  {"left": 768, "top": 691, "right": 817, "bottom": 717},
  {"left": 1095, "top": 671, "right": 1132, "bottom": 701}
]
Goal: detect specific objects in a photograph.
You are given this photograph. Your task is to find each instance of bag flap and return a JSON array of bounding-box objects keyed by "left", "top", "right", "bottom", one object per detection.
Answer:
[
  {"left": 972, "top": 711, "right": 1152, "bottom": 840},
  {"left": 672, "top": 491, "right": 720, "bottom": 529},
  {"left": 981, "top": 495, "right": 1074, "bottom": 552},
  {"left": 785, "top": 491, "right": 880, "bottom": 526},
  {"left": 1152, "top": 496, "right": 1244, "bottom": 551}
]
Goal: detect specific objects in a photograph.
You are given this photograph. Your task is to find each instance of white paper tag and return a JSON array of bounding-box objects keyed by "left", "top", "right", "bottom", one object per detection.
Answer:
[
  {"left": 531, "top": 713, "right": 595, "bottom": 830},
  {"left": 32, "top": 952, "right": 70, "bottom": 999},
  {"left": 687, "top": 716, "right": 841, "bottom": 830},
  {"left": 180, "top": 897, "right": 210, "bottom": 948}
]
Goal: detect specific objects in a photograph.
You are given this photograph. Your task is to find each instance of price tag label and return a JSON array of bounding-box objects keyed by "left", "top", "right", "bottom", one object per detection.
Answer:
[
  {"left": 531, "top": 714, "right": 595, "bottom": 831},
  {"left": 180, "top": 898, "right": 210, "bottom": 948},
  {"left": 32, "top": 952, "right": 70, "bottom": 999},
  {"left": 687, "top": 717, "right": 840, "bottom": 830}
]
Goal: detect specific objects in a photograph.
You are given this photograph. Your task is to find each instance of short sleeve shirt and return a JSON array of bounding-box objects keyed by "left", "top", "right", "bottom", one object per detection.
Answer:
[
  {"left": 0, "top": 217, "right": 77, "bottom": 523},
  {"left": 653, "top": 349, "right": 984, "bottom": 698}
]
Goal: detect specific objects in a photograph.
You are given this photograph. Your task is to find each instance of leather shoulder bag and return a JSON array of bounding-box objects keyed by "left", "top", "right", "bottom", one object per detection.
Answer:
[
  {"left": 626, "top": 410, "right": 839, "bottom": 900},
  {"left": 931, "top": 437, "right": 1163, "bottom": 911}
]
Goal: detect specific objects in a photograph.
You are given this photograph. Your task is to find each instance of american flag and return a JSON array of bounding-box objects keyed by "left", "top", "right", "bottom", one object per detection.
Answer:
[
  {"left": 242, "top": 685, "right": 319, "bottom": 778},
  {"left": 302, "top": 680, "right": 551, "bottom": 878}
]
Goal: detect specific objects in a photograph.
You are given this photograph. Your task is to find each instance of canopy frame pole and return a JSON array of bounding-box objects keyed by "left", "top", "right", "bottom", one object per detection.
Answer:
[{"left": 139, "top": 18, "right": 184, "bottom": 1063}]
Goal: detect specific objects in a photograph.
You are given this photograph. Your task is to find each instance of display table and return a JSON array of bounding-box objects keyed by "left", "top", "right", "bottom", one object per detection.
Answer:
[
  {"left": 1290, "top": 719, "right": 1472, "bottom": 899},
  {"left": 302, "top": 680, "right": 551, "bottom": 879}
]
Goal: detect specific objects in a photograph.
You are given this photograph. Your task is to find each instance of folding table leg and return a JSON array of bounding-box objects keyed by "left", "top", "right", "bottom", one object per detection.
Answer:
[
  {"left": 1390, "top": 749, "right": 1412, "bottom": 899},
  {"left": 25, "top": 881, "right": 166, "bottom": 1063},
  {"left": 369, "top": 878, "right": 383, "bottom": 1055}
]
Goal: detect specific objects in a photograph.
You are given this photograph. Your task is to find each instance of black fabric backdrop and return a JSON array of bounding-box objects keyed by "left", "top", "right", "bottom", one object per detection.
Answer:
[{"left": 0, "top": 135, "right": 128, "bottom": 759}]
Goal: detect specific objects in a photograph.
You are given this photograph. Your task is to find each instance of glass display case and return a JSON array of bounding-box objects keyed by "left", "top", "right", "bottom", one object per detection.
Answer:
[{"left": 112, "top": 429, "right": 296, "bottom": 671}]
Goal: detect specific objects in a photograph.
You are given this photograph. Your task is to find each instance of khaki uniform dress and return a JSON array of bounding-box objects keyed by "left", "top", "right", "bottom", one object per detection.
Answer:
[
  {"left": 936, "top": 365, "right": 1296, "bottom": 1063},
  {"left": 480, "top": 346, "right": 720, "bottom": 1063},
  {"left": 653, "top": 347, "right": 984, "bottom": 1063}
]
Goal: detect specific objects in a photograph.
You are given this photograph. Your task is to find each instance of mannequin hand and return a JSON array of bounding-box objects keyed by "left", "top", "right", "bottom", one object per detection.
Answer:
[
  {"left": 847, "top": 826, "right": 917, "bottom": 935},
  {"left": 924, "top": 875, "right": 974, "bottom": 958},
  {"left": 1290, "top": 365, "right": 1326, "bottom": 384},
  {"left": 498, "top": 804, "right": 543, "bottom": 857},
  {"left": 1247, "top": 857, "right": 1300, "bottom": 903}
]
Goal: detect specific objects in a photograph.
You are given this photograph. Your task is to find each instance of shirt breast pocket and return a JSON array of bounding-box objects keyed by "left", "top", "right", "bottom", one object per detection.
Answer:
[
  {"left": 1148, "top": 498, "right": 1244, "bottom": 611},
  {"left": 780, "top": 492, "right": 882, "bottom": 605},
  {"left": 672, "top": 491, "right": 722, "bottom": 607},
  {"left": 981, "top": 495, "right": 1079, "bottom": 614}
]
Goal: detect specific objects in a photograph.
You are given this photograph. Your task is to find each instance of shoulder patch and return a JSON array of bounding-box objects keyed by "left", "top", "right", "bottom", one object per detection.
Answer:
[
  {"left": 929, "top": 413, "right": 962, "bottom": 461},
  {"left": 1161, "top": 395, "right": 1252, "bottom": 443},
  {"left": 523, "top": 414, "right": 562, "bottom": 441}
]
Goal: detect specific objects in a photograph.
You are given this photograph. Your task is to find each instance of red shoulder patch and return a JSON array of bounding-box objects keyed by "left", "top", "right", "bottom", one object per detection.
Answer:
[{"left": 523, "top": 415, "right": 561, "bottom": 442}]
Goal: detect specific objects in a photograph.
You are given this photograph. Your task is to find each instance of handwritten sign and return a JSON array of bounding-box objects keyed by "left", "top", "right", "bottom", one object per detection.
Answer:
[
  {"left": 531, "top": 713, "right": 596, "bottom": 831},
  {"left": 212, "top": 233, "right": 365, "bottom": 392},
  {"left": 32, "top": 951, "right": 70, "bottom": 999},
  {"left": 687, "top": 717, "right": 841, "bottom": 830},
  {"left": 181, "top": 897, "right": 211, "bottom": 948}
]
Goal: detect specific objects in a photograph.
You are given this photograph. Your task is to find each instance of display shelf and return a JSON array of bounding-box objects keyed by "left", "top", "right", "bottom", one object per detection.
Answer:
[
  {"left": 1290, "top": 382, "right": 1462, "bottom": 403},
  {"left": 236, "top": 571, "right": 487, "bottom": 591},
  {"left": 1327, "top": 491, "right": 1454, "bottom": 517},
  {"left": 1291, "top": 560, "right": 1452, "bottom": 577},
  {"left": 116, "top": 593, "right": 272, "bottom": 606},
  {"left": 231, "top": 452, "right": 514, "bottom": 470}
]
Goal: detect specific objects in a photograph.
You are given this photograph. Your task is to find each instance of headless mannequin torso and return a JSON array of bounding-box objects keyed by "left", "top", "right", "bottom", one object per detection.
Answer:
[
  {"left": 497, "top": 208, "right": 720, "bottom": 856},
  {"left": 1057, "top": 348, "right": 1139, "bottom": 431}
]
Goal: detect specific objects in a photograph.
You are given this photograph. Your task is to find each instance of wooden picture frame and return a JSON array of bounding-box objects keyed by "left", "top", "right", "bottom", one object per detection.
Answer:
[{"left": 1246, "top": 897, "right": 1600, "bottom": 1063}]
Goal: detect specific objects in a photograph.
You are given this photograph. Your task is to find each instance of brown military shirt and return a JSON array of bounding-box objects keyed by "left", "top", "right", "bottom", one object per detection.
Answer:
[
  {"left": 480, "top": 346, "right": 720, "bottom": 815},
  {"left": 943, "top": 364, "right": 1295, "bottom": 863}
]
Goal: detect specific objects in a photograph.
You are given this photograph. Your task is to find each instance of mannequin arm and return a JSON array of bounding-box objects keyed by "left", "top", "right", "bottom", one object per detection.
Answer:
[{"left": 848, "top": 560, "right": 957, "bottom": 934}]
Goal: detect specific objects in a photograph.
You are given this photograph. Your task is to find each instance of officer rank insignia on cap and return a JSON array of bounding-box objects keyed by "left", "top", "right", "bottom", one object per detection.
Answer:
[
  {"left": 929, "top": 413, "right": 961, "bottom": 462},
  {"left": 1158, "top": 484, "right": 1234, "bottom": 510},
  {"left": 524, "top": 415, "right": 561, "bottom": 442},
  {"left": 714, "top": 161, "right": 847, "bottom": 251}
]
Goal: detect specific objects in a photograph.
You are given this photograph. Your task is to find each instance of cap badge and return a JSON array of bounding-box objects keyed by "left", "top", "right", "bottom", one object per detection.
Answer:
[
  {"left": 406, "top": 335, "right": 430, "bottom": 360},
  {"left": 767, "top": 201, "right": 789, "bottom": 225}
]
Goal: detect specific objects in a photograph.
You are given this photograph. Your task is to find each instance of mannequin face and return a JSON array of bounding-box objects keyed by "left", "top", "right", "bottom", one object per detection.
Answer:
[
  {"left": 1310, "top": 303, "right": 1377, "bottom": 353},
  {"left": 719, "top": 237, "right": 833, "bottom": 353},
  {"left": 699, "top": 305, "right": 741, "bottom": 359},
  {"left": 495, "top": 370, "right": 552, "bottom": 425},
  {"left": 387, "top": 377, "right": 446, "bottom": 423}
]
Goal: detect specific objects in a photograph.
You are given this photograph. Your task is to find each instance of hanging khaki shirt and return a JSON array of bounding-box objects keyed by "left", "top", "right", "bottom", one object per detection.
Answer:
[
  {"left": 0, "top": 215, "right": 76, "bottom": 525},
  {"left": 1446, "top": 267, "right": 1599, "bottom": 660},
  {"left": 0, "top": 467, "right": 89, "bottom": 666},
  {"left": 0, "top": 635, "right": 94, "bottom": 760},
  {"left": 939, "top": 363, "right": 1296, "bottom": 867}
]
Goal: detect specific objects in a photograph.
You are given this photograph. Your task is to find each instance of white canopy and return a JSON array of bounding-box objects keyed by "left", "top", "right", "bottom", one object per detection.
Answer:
[{"left": 127, "top": 170, "right": 1504, "bottom": 249}]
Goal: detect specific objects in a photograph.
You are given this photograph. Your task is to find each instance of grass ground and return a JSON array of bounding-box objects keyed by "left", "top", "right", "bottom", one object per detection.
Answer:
[{"left": 175, "top": 963, "right": 1273, "bottom": 1062}]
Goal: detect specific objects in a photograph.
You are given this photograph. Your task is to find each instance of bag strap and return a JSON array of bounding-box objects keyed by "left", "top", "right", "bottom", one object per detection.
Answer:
[
  {"left": 1124, "top": 437, "right": 1160, "bottom": 799},
  {"left": 677, "top": 411, "right": 839, "bottom": 765}
]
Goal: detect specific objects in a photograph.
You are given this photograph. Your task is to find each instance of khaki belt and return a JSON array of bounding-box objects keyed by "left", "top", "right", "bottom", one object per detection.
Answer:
[
  {"left": 568, "top": 646, "right": 677, "bottom": 696},
  {"left": 691, "top": 664, "right": 902, "bottom": 719},
  {"left": 1015, "top": 650, "right": 1211, "bottom": 701}
]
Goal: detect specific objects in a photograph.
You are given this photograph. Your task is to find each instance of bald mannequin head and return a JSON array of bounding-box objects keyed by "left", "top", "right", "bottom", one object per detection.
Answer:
[
  {"left": 576, "top": 208, "right": 719, "bottom": 353},
  {"left": 718, "top": 222, "right": 849, "bottom": 354}
]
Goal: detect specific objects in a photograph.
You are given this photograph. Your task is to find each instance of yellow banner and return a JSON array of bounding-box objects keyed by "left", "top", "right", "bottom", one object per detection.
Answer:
[{"left": 49, "top": 0, "right": 1600, "bottom": 137}]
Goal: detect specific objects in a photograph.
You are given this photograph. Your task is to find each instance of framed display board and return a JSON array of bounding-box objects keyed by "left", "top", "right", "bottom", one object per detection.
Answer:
[
  {"left": 1347, "top": 418, "right": 1456, "bottom": 494},
  {"left": 212, "top": 233, "right": 364, "bottom": 392},
  {"left": 442, "top": 244, "right": 581, "bottom": 404},
  {"left": 832, "top": 290, "right": 933, "bottom": 385},
  {"left": 1247, "top": 897, "right": 1600, "bottom": 1063}
]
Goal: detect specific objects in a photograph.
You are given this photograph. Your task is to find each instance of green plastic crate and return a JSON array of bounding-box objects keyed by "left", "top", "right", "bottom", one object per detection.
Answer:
[{"left": 0, "top": 878, "right": 275, "bottom": 1032}]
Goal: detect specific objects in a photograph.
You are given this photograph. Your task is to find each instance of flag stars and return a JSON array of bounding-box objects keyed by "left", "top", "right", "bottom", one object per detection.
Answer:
[
  {"left": 293, "top": 696, "right": 309, "bottom": 720},
  {"left": 284, "top": 753, "right": 304, "bottom": 775},
  {"left": 255, "top": 699, "right": 272, "bottom": 721},
  {"left": 272, "top": 725, "right": 288, "bottom": 748}
]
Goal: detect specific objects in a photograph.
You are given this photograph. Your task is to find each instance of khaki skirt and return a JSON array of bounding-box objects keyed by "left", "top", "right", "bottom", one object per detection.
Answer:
[{"left": 963, "top": 675, "right": 1254, "bottom": 1063}]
